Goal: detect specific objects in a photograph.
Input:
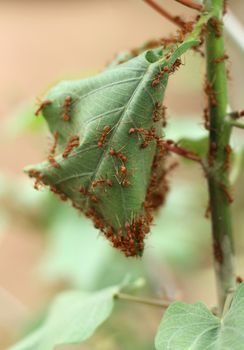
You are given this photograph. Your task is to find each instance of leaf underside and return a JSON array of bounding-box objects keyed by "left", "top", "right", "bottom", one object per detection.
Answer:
[
  {"left": 26, "top": 43, "right": 195, "bottom": 257},
  {"left": 155, "top": 282, "right": 244, "bottom": 350}
]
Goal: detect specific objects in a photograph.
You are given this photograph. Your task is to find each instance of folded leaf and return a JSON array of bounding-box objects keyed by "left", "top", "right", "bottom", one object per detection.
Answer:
[{"left": 25, "top": 41, "right": 198, "bottom": 257}]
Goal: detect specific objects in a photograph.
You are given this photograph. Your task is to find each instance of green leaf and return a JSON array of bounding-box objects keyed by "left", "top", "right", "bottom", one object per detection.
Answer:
[
  {"left": 10, "top": 286, "right": 120, "bottom": 350},
  {"left": 155, "top": 282, "right": 244, "bottom": 350},
  {"left": 24, "top": 12, "right": 210, "bottom": 257}
]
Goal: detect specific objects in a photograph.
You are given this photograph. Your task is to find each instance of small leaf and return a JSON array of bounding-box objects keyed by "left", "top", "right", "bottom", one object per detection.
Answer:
[
  {"left": 155, "top": 282, "right": 244, "bottom": 350},
  {"left": 10, "top": 286, "right": 120, "bottom": 350}
]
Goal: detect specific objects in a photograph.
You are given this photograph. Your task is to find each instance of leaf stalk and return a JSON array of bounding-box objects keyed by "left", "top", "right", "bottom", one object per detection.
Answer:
[{"left": 115, "top": 292, "right": 171, "bottom": 308}]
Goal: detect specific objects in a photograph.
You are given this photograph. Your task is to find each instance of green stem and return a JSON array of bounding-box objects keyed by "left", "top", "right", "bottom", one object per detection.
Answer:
[
  {"left": 229, "top": 121, "right": 244, "bottom": 130},
  {"left": 115, "top": 293, "right": 171, "bottom": 308},
  {"left": 205, "top": 0, "right": 236, "bottom": 314}
]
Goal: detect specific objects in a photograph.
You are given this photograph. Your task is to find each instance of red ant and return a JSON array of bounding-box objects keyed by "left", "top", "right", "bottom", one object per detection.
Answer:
[
  {"left": 48, "top": 155, "right": 60, "bottom": 169},
  {"left": 205, "top": 202, "right": 211, "bottom": 219},
  {"left": 63, "top": 96, "right": 72, "bottom": 121},
  {"left": 79, "top": 186, "right": 98, "bottom": 203},
  {"left": 213, "top": 240, "right": 223, "bottom": 264},
  {"left": 203, "top": 107, "right": 210, "bottom": 130},
  {"left": 35, "top": 99, "right": 51, "bottom": 116},
  {"left": 213, "top": 54, "right": 229, "bottom": 64},
  {"left": 151, "top": 65, "right": 169, "bottom": 88},
  {"left": 220, "top": 183, "right": 233, "bottom": 204},
  {"left": 153, "top": 102, "right": 162, "bottom": 122},
  {"left": 62, "top": 135, "right": 80, "bottom": 158},
  {"left": 209, "top": 17, "right": 222, "bottom": 37},
  {"left": 129, "top": 127, "right": 144, "bottom": 135},
  {"left": 170, "top": 59, "right": 182, "bottom": 73},
  {"left": 204, "top": 79, "right": 217, "bottom": 107},
  {"left": 153, "top": 102, "right": 167, "bottom": 126},
  {"left": 114, "top": 165, "right": 130, "bottom": 187},
  {"left": 162, "top": 140, "right": 201, "bottom": 162},
  {"left": 98, "top": 126, "right": 111, "bottom": 148},
  {"left": 121, "top": 179, "right": 130, "bottom": 187},
  {"left": 109, "top": 148, "right": 127, "bottom": 162},
  {"left": 50, "top": 185, "right": 67, "bottom": 202},
  {"left": 208, "top": 142, "right": 217, "bottom": 166},
  {"left": 129, "top": 127, "right": 157, "bottom": 148},
  {"left": 28, "top": 169, "right": 44, "bottom": 190},
  {"left": 49, "top": 131, "right": 59, "bottom": 157},
  {"left": 224, "top": 144, "right": 232, "bottom": 171},
  {"left": 91, "top": 179, "right": 113, "bottom": 188},
  {"left": 119, "top": 165, "right": 128, "bottom": 177}
]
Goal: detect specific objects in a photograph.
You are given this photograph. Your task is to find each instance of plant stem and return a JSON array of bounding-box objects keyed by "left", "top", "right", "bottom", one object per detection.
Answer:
[
  {"left": 115, "top": 293, "right": 171, "bottom": 308},
  {"left": 205, "top": 0, "right": 236, "bottom": 315}
]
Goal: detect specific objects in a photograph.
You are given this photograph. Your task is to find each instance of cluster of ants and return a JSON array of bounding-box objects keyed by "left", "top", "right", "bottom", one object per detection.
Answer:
[
  {"left": 151, "top": 58, "right": 182, "bottom": 88},
  {"left": 85, "top": 206, "right": 151, "bottom": 257}
]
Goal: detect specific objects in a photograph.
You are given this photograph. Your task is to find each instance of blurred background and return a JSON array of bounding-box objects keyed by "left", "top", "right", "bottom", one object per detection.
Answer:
[{"left": 0, "top": 0, "right": 244, "bottom": 349}]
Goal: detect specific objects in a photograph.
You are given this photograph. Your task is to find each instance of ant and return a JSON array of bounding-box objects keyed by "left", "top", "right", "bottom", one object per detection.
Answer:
[
  {"left": 203, "top": 107, "right": 210, "bottom": 130},
  {"left": 79, "top": 186, "right": 98, "bottom": 203},
  {"left": 224, "top": 144, "right": 232, "bottom": 171},
  {"left": 129, "top": 127, "right": 157, "bottom": 148},
  {"left": 169, "top": 59, "right": 182, "bottom": 73},
  {"left": 50, "top": 185, "right": 67, "bottom": 202},
  {"left": 213, "top": 54, "right": 229, "bottom": 64},
  {"left": 109, "top": 148, "right": 127, "bottom": 162},
  {"left": 49, "top": 131, "right": 59, "bottom": 157},
  {"left": 151, "top": 65, "right": 169, "bottom": 88},
  {"left": 121, "top": 179, "right": 130, "bottom": 187},
  {"left": 208, "top": 142, "right": 217, "bottom": 166},
  {"left": 91, "top": 179, "right": 113, "bottom": 188},
  {"left": 209, "top": 17, "right": 222, "bottom": 37},
  {"left": 220, "top": 183, "right": 233, "bottom": 204},
  {"left": 98, "top": 126, "right": 111, "bottom": 148},
  {"left": 153, "top": 102, "right": 167, "bottom": 126},
  {"left": 35, "top": 99, "right": 51, "bottom": 116},
  {"left": 28, "top": 169, "right": 44, "bottom": 190},
  {"left": 119, "top": 165, "right": 128, "bottom": 177},
  {"left": 62, "top": 135, "right": 80, "bottom": 158},
  {"left": 63, "top": 96, "right": 72, "bottom": 121},
  {"left": 48, "top": 155, "right": 60, "bottom": 169},
  {"left": 204, "top": 79, "right": 217, "bottom": 107}
]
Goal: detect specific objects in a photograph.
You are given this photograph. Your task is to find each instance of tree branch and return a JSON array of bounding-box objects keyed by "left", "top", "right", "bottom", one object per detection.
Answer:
[
  {"left": 174, "top": 0, "right": 203, "bottom": 11},
  {"left": 143, "top": 0, "right": 185, "bottom": 28}
]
